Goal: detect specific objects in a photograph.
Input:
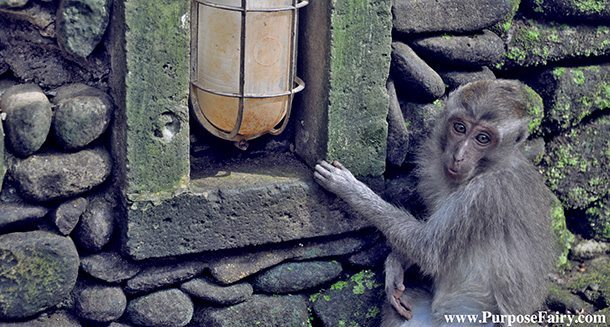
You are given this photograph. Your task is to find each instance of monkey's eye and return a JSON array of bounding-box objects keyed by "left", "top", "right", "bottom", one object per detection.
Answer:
[
  {"left": 453, "top": 122, "right": 466, "bottom": 134},
  {"left": 475, "top": 133, "right": 491, "bottom": 145}
]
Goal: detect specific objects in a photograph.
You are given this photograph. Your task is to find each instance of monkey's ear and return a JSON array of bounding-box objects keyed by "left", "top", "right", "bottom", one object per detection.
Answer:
[{"left": 514, "top": 118, "right": 530, "bottom": 145}]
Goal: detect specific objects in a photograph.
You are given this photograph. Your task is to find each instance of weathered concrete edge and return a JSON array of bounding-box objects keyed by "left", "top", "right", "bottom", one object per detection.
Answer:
[
  {"left": 122, "top": 178, "right": 370, "bottom": 260},
  {"left": 294, "top": 0, "right": 332, "bottom": 170},
  {"left": 295, "top": 0, "right": 392, "bottom": 177},
  {"left": 327, "top": 0, "right": 392, "bottom": 177}
]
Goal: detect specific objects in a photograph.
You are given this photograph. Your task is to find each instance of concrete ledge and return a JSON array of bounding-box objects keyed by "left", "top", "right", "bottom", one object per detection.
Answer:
[{"left": 122, "top": 154, "right": 369, "bottom": 260}]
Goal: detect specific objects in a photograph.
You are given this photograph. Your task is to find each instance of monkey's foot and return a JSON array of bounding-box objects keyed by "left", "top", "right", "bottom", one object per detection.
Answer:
[{"left": 390, "top": 287, "right": 413, "bottom": 320}]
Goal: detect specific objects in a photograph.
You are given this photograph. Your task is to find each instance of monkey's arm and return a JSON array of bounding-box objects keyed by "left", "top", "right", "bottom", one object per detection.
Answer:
[{"left": 314, "top": 160, "right": 440, "bottom": 274}]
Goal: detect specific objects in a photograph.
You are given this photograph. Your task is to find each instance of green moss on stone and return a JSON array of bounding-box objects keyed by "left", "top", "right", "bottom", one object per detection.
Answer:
[
  {"left": 543, "top": 116, "right": 610, "bottom": 216},
  {"left": 525, "top": 28, "right": 541, "bottom": 42},
  {"left": 366, "top": 306, "right": 380, "bottom": 318},
  {"left": 550, "top": 198, "right": 575, "bottom": 269},
  {"left": 309, "top": 293, "right": 320, "bottom": 303},
  {"left": 0, "top": 233, "right": 78, "bottom": 318},
  {"left": 350, "top": 270, "right": 379, "bottom": 295},
  {"left": 572, "top": 69, "right": 586, "bottom": 85},
  {"left": 307, "top": 312, "right": 314, "bottom": 327},
  {"left": 523, "top": 85, "right": 544, "bottom": 134},
  {"left": 548, "top": 32, "right": 560, "bottom": 43},
  {"left": 595, "top": 83, "right": 610, "bottom": 108},
  {"left": 568, "top": 187, "right": 600, "bottom": 205},
  {"left": 585, "top": 201, "right": 610, "bottom": 241},
  {"left": 568, "top": 257, "right": 610, "bottom": 307},
  {"left": 543, "top": 66, "right": 610, "bottom": 132},
  {"left": 553, "top": 67, "right": 567, "bottom": 78},
  {"left": 503, "top": 19, "right": 610, "bottom": 69},
  {"left": 331, "top": 280, "right": 349, "bottom": 291},
  {"left": 598, "top": 26, "right": 610, "bottom": 34},
  {"left": 490, "top": 0, "right": 521, "bottom": 37},
  {"left": 505, "top": 47, "right": 527, "bottom": 62},
  {"left": 573, "top": 0, "right": 606, "bottom": 13},
  {"left": 533, "top": 0, "right": 545, "bottom": 13}
]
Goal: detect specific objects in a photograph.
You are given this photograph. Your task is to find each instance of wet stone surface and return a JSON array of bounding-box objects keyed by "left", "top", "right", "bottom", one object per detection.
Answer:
[
  {"left": 10, "top": 148, "right": 112, "bottom": 202},
  {"left": 252, "top": 260, "right": 343, "bottom": 294},
  {"left": 126, "top": 289, "right": 194, "bottom": 327},
  {"left": 180, "top": 277, "right": 253, "bottom": 306},
  {"left": 0, "top": 84, "right": 52, "bottom": 157},
  {"left": 0, "top": 231, "right": 79, "bottom": 319},
  {"left": 80, "top": 251, "right": 141, "bottom": 283},
  {"left": 73, "top": 283, "right": 127, "bottom": 322},
  {"left": 192, "top": 294, "right": 309, "bottom": 327}
]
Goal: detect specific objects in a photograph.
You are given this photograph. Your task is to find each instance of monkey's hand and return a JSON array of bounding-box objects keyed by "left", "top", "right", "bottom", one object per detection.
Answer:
[
  {"left": 313, "top": 160, "right": 360, "bottom": 200},
  {"left": 385, "top": 258, "right": 413, "bottom": 320}
]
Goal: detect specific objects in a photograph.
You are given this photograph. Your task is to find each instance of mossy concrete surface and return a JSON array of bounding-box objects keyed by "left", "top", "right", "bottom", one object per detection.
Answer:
[
  {"left": 122, "top": 154, "right": 369, "bottom": 260},
  {"left": 534, "top": 64, "right": 610, "bottom": 133},
  {"left": 501, "top": 19, "right": 610, "bottom": 69},
  {"left": 115, "top": 0, "right": 190, "bottom": 199},
  {"left": 296, "top": 0, "right": 392, "bottom": 177}
]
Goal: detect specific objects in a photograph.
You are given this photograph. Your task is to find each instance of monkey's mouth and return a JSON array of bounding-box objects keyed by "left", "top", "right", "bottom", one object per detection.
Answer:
[{"left": 445, "top": 166, "right": 465, "bottom": 180}]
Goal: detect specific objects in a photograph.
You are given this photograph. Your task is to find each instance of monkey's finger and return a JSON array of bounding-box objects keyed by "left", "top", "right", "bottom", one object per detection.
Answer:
[
  {"left": 332, "top": 160, "right": 346, "bottom": 170},
  {"left": 313, "top": 171, "right": 327, "bottom": 182},
  {"left": 393, "top": 287, "right": 404, "bottom": 299},
  {"left": 315, "top": 164, "right": 332, "bottom": 177},
  {"left": 390, "top": 297, "right": 412, "bottom": 320},
  {"left": 397, "top": 301, "right": 413, "bottom": 320},
  {"left": 319, "top": 160, "right": 337, "bottom": 173},
  {"left": 398, "top": 296, "right": 413, "bottom": 319}
]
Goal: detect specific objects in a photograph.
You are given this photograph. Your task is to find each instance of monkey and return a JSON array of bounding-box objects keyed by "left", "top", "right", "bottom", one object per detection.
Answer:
[{"left": 313, "top": 80, "right": 558, "bottom": 326}]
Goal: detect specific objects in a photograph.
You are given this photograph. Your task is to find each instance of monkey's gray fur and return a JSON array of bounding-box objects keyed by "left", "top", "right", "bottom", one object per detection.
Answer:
[{"left": 314, "top": 80, "right": 558, "bottom": 326}]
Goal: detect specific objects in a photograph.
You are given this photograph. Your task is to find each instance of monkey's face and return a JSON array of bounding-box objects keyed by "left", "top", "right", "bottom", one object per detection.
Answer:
[{"left": 442, "top": 115, "right": 499, "bottom": 184}]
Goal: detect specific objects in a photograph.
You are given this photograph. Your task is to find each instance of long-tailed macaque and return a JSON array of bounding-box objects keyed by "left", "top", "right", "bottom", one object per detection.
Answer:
[{"left": 314, "top": 80, "right": 557, "bottom": 326}]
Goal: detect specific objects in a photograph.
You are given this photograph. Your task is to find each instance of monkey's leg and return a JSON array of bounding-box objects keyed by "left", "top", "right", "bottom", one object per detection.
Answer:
[
  {"left": 431, "top": 288, "right": 497, "bottom": 327},
  {"left": 385, "top": 253, "right": 413, "bottom": 319}
]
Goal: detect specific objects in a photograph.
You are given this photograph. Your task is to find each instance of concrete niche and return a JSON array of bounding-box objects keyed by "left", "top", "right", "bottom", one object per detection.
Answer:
[{"left": 111, "top": 0, "right": 392, "bottom": 260}]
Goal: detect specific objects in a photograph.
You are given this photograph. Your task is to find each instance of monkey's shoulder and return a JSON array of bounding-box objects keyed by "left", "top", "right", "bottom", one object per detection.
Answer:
[{"left": 464, "top": 163, "right": 551, "bottom": 206}]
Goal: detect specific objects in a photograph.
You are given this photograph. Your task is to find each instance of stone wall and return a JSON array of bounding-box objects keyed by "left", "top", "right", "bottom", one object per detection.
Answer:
[{"left": 0, "top": 0, "right": 608, "bottom": 326}]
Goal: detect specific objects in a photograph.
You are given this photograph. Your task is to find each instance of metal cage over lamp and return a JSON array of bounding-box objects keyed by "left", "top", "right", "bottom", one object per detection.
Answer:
[{"left": 190, "top": 0, "right": 308, "bottom": 146}]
